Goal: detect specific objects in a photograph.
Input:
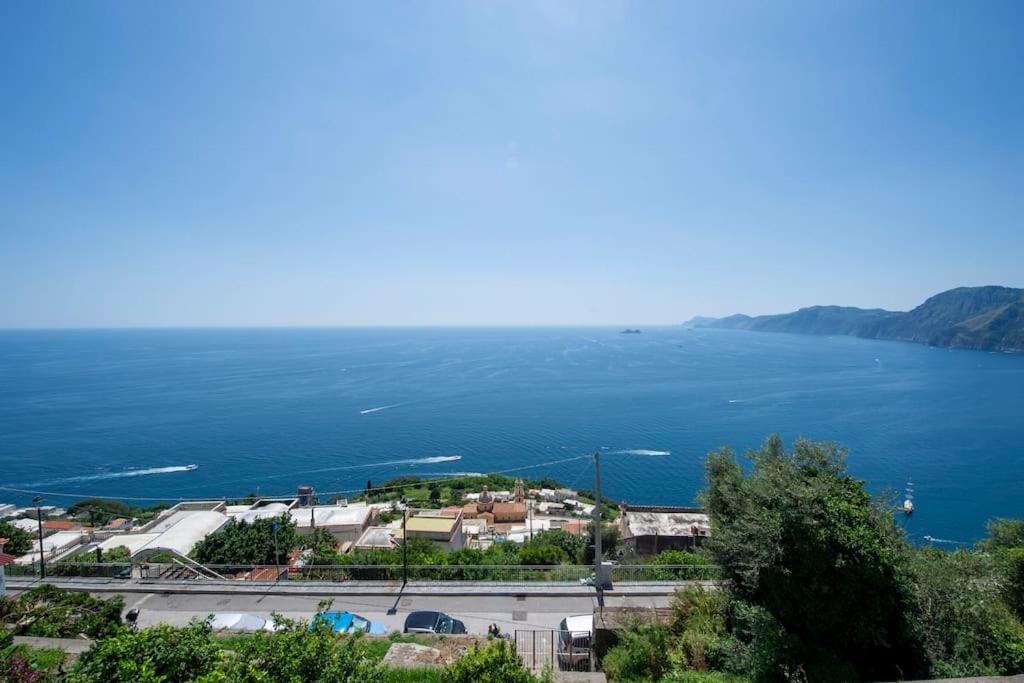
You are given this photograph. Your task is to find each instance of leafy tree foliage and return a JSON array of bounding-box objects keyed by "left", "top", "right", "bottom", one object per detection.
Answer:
[
  {"left": 910, "top": 547, "right": 1024, "bottom": 677},
  {"left": 192, "top": 514, "right": 297, "bottom": 565},
  {"left": 441, "top": 640, "right": 542, "bottom": 683},
  {"left": 1002, "top": 547, "right": 1024, "bottom": 622},
  {"left": 702, "top": 435, "right": 925, "bottom": 681},
  {"left": 60, "top": 545, "right": 132, "bottom": 564},
  {"left": 68, "top": 621, "right": 219, "bottom": 683},
  {"left": 208, "top": 619, "right": 386, "bottom": 682},
  {"left": 519, "top": 544, "right": 567, "bottom": 565},
  {"left": 0, "top": 520, "right": 33, "bottom": 556},
  {"left": 1, "top": 585, "right": 124, "bottom": 639},
  {"left": 66, "top": 498, "right": 169, "bottom": 524},
  {"left": 581, "top": 522, "right": 621, "bottom": 565},
  {"left": 527, "top": 529, "right": 586, "bottom": 562},
  {"left": 981, "top": 518, "right": 1024, "bottom": 552}
]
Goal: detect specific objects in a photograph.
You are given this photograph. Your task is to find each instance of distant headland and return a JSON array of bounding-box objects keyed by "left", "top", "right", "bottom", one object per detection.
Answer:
[{"left": 685, "top": 286, "right": 1024, "bottom": 353}]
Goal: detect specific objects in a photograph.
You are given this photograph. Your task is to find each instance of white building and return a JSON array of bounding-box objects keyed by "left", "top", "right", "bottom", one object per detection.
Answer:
[
  {"left": 400, "top": 512, "right": 466, "bottom": 552},
  {"left": 97, "top": 502, "right": 230, "bottom": 561},
  {"left": 353, "top": 526, "right": 398, "bottom": 552},
  {"left": 226, "top": 498, "right": 297, "bottom": 525},
  {"left": 290, "top": 505, "right": 373, "bottom": 544},
  {"left": 15, "top": 530, "right": 86, "bottom": 565}
]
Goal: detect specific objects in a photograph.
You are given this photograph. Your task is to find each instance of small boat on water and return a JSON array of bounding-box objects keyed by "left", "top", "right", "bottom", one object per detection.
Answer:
[
  {"left": 902, "top": 480, "right": 914, "bottom": 515},
  {"left": 184, "top": 464, "right": 199, "bottom": 471}
]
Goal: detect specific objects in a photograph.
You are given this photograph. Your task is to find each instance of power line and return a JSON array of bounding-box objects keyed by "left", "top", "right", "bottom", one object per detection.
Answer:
[{"left": 0, "top": 455, "right": 593, "bottom": 504}]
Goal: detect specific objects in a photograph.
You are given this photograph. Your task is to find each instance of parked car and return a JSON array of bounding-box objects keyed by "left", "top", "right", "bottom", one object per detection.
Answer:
[
  {"left": 315, "top": 611, "right": 389, "bottom": 635},
  {"left": 403, "top": 610, "right": 466, "bottom": 634},
  {"left": 557, "top": 614, "right": 592, "bottom": 670}
]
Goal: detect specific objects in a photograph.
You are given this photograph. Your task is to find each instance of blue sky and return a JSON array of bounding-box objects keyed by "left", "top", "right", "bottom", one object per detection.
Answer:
[{"left": 1, "top": 1, "right": 1021, "bottom": 327}]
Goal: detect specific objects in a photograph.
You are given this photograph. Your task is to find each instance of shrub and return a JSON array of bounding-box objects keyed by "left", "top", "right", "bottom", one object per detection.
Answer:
[
  {"left": 441, "top": 640, "right": 540, "bottom": 683},
  {"left": 212, "top": 620, "right": 386, "bottom": 682},
  {"left": 601, "top": 621, "right": 674, "bottom": 681},
  {"left": 519, "top": 544, "right": 567, "bottom": 566},
  {"left": 68, "top": 621, "right": 219, "bottom": 683}
]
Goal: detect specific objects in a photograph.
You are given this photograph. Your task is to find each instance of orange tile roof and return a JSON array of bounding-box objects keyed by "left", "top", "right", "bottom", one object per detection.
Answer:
[{"left": 42, "top": 520, "right": 79, "bottom": 531}]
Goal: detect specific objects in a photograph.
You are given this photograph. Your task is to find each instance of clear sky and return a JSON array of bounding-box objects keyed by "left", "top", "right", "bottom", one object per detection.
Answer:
[{"left": 1, "top": 1, "right": 1021, "bottom": 327}]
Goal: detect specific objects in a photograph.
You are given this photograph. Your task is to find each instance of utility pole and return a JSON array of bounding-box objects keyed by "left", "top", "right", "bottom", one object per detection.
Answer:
[
  {"left": 33, "top": 496, "right": 45, "bottom": 579},
  {"left": 401, "top": 505, "right": 409, "bottom": 586},
  {"left": 272, "top": 522, "right": 280, "bottom": 577},
  {"left": 89, "top": 508, "right": 102, "bottom": 564},
  {"left": 593, "top": 451, "right": 603, "bottom": 591},
  {"left": 528, "top": 500, "right": 533, "bottom": 543}
]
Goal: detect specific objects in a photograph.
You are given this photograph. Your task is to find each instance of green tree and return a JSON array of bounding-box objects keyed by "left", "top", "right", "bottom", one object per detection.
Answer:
[
  {"left": 192, "top": 514, "right": 298, "bottom": 565},
  {"left": 581, "top": 523, "right": 620, "bottom": 565},
  {"left": 428, "top": 482, "right": 443, "bottom": 506},
  {"left": 702, "top": 435, "right": 926, "bottom": 681},
  {"left": 210, "top": 620, "right": 386, "bottom": 682},
  {"left": 911, "top": 547, "right": 1024, "bottom": 677},
  {"left": 0, "top": 521, "right": 32, "bottom": 556},
  {"left": 528, "top": 529, "right": 585, "bottom": 562},
  {"left": 1002, "top": 547, "right": 1024, "bottom": 622},
  {"left": 981, "top": 519, "right": 1024, "bottom": 552},
  {"left": 519, "top": 544, "right": 567, "bottom": 566},
  {"left": 69, "top": 621, "right": 219, "bottom": 683}
]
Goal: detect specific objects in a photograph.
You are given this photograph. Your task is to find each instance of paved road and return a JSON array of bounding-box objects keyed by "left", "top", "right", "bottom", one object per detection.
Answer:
[{"left": 12, "top": 586, "right": 670, "bottom": 635}]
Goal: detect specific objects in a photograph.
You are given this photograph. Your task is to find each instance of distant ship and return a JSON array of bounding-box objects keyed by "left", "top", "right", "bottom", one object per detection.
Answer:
[
  {"left": 620, "top": 329, "right": 641, "bottom": 334},
  {"left": 902, "top": 480, "right": 914, "bottom": 515},
  {"left": 184, "top": 464, "right": 199, "bottom": 471}
]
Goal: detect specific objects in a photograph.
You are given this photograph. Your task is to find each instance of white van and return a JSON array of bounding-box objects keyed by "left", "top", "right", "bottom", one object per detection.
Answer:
[{"left": 556, "top": 614, "right": 592, "bottom": 670}]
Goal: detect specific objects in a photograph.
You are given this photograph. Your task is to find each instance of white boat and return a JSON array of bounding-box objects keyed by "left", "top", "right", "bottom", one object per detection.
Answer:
[
  {"left": 184, "top": 464, "right": 199, "bottom": 471},
  {"left": 903, "top": 480, "right": 914, "bottom": 515}
]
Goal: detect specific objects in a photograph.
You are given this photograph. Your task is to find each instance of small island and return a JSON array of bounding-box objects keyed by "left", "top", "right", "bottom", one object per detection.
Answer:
[{"left": 620, "top": 329, "right": 641, "bottom": 334}]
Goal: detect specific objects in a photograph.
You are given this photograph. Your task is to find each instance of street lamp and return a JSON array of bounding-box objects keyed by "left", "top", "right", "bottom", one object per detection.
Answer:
[{"left": 32, "top": 496, "right": 45, "bottom": 579}]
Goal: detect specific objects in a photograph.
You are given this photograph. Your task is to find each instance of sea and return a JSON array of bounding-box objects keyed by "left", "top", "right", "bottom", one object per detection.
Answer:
[{"left": 1, "top": 327, "right": 1021, "bottom": 544}]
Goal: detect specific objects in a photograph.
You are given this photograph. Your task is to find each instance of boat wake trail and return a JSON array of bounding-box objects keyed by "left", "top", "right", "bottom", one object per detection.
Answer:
[
  {"left": 38, "top": 465, "right": 198, "bottom": 485},
  {"left": 259, "top": 455, "right": 464, "bottom": 480},
  {"left": 419, "top": 471, "right": 484, "bottom": 477},
  {"left": 923, "top": 535, "right": 966, "bottom": 545},
  {"left": 359, "top": 403, "right": 403, "bottom": 415},
  {"left": 610, "top": 449, "right": 671, "bottom": 457},
  {"left": 393, "top": 455, "right": 462, "bottom": 466}
]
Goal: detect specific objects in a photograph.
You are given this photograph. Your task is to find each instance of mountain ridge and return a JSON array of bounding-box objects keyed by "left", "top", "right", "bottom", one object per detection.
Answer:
[{"left": 686, "top": 286, "right": 1024, "bottom": 352}]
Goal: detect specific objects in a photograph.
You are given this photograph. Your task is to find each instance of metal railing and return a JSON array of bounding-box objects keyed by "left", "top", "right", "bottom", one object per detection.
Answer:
[
  {"left": 515, "top": 629, "right": 592, "bottom": 672},
  {"left": 10, "top": 562, "right": 719, "bottom": 583}
]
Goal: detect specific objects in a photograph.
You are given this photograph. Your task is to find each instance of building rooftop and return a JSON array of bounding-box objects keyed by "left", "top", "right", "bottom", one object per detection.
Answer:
[
  {"left": 17, "top": 530, "right": 86, "bottom": 564},
  {"left": 228, "top": 500, "right": 295, "bottom": 525},
  {"left": 291, "top": 505, "right": 371, "bottom": 529},
  {"left": 404, "top": 516, "right": 460, "bottom": 534},
  {"left": 101, "top": 504, "right": 230, "bottom": 560},
  {"left": 620, "top": 505, "right": 710, "bottom": 538},
  {"left": 354, "top": 526, "right": 398, "bottom": 549}
]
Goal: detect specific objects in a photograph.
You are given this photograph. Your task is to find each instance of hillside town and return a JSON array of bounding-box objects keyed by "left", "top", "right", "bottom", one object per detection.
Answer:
[{"left": 0, "top": 478, "right": 710, "bottom": 580}]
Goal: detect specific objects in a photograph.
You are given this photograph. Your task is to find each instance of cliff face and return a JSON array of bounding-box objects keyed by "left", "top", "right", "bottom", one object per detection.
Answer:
[{"left": 687, "top": 286, "right": 1024, "bottom": 352}]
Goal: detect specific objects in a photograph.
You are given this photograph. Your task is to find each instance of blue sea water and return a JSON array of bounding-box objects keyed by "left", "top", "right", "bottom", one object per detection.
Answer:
[{"left": 1, "top": 327, "right": 1021, "bottom": 544}]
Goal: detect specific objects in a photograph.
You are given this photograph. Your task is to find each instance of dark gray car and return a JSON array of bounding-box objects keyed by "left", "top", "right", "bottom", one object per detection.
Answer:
[{"left": 403, "top": 610, "right": 467, "bottom": 634}]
